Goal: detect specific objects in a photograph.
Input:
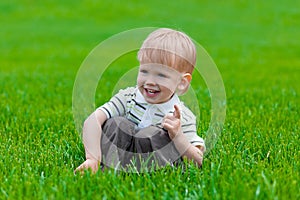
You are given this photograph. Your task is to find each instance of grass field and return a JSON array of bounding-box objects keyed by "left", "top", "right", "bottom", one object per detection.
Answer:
[{"left": 1, "top": 0, "right": 299, "bottom": 199}]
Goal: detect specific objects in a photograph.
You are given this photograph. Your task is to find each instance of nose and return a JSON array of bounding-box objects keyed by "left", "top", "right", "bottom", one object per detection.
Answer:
[{"left": 144, "top": 75, "right": 156, "bottom": 85}]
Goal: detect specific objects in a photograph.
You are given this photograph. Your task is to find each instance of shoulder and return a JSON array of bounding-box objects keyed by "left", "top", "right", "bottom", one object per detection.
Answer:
[
  {"left": 114, "top": 86, "right": 137, "bottom": 97},
  {"left": 117, "top": 86, "right": 136, "bottom": 94}
]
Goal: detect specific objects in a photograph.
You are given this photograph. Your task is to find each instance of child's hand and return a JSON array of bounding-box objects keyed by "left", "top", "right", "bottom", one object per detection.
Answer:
[
  {"left": 162, "top": 105, "right": 182, "bottom": 140},
  {"left": 74, "top": 159, "right": 100, "bottom": 175}
]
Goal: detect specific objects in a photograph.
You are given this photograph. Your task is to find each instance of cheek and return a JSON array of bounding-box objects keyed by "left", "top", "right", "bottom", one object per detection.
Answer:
[
  {"left": 158, "top": 80, "right": 178, "bottom": 91},
  {"left": 136, "top": 75, "right": 144, "bottom": 86},
  {"left": 160, "top": 83, "right": 176, "bottom": 93}
]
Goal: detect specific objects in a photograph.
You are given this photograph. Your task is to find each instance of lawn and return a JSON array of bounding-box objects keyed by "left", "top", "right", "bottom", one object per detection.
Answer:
[{"left": 0, "top": 0, "right": 299, "bottom": 199}]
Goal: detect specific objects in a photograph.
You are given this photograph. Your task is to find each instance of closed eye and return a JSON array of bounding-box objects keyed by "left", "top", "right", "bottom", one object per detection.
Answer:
[
  {"left": 158, "top": 73, "right": 168, "bottom": 78},
  {"left": 139, "top": 69, "right": 148, "bottom": 74}
]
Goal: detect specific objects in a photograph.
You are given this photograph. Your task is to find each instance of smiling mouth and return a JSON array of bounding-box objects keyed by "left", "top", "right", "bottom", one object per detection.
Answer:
[
  {"left": 147, "top": 89, "right": 158, "bottom": 93},
  {"left": 144, "top": 88, "right": 160, "bottom": 97}
]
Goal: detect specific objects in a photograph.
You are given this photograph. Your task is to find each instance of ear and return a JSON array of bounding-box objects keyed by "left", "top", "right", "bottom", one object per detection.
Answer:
[{"left": 177, "top": 73, "right": 192, "bottom": 95}]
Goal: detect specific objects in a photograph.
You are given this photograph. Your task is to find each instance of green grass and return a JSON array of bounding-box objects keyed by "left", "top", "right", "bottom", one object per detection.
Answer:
[{"left": 1, "top": 0, "right": 299, "bottom": 199}]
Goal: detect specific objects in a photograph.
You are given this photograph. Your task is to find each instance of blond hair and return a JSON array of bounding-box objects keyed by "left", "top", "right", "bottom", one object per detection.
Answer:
[{"left": 137, "top": 28, "right": 196, "bottom": 74}]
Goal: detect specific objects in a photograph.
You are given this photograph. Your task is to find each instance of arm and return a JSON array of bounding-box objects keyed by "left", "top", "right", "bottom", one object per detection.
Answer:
[
  {"left": 162, "top": 105, "right": 204, "bottom": 167},
  {"left": 172, "top": 135, "right": 204, "bottom": 167},
  {"left": 74, "top": 87, "right": 133, "bottom": 174},
  {"left": 74, "top": 109, "right": 107, "bottom": 174}
]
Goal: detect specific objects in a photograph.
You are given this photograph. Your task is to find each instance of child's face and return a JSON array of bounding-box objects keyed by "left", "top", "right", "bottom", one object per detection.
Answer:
[{"left": 137, "top": 64, "right": 182, "bottom": 104}]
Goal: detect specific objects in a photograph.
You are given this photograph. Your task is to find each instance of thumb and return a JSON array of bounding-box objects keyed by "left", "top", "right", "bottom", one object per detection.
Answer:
[{"left": 173, "top": 105, "right": 181, "bottom": 119}]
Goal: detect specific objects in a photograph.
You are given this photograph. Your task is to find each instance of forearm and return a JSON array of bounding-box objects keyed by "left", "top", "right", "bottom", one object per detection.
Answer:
[
  {"left": 162, "top": 105, "right": 204, "bottom": 167},
  {"left": 82, "top": 109, "right": 107, "bottom": 161},
  {"left": 172, "top": 133, "right": 204, "bottom": 167}
]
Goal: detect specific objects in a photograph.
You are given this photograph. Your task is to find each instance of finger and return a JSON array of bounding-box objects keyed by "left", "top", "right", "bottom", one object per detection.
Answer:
[
  {"left": 75, "top": 165, "right": 82, "bottom": 172},
  {"left": 162, "top": 121, "right": 173, "bottom": 130},
  {"left": 163, "top": 118, "right": 178, "bottom": 129},
  {"left": 74, "top": 165, "right": 84, "bottom": 175},
  {"left": 162, "top": 114, "right": 173, "bottom": 128},
  {"left": 173, "top": 105, "right": 181, "bottom": 119},
  {"left": 162, "top": 117, "right": 170, "bottom": 127}
]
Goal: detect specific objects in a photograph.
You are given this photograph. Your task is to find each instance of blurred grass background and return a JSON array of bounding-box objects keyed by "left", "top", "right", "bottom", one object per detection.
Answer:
[{"left": 0, "top": 0, "right": 299, "bottom": 199}]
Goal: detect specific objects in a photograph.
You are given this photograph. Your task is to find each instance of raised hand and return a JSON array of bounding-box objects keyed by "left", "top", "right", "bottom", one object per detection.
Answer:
[
  {"left": 162, "top": 105, "right": 204, "bottom": 167},
  {"left": 162, "top": 104, "right": 182, "bottom": 140}
]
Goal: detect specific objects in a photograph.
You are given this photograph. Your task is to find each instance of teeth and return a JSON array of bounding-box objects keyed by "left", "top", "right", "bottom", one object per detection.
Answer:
[{"left": 147, "top": 89, "right": 156, "bottom": 94}]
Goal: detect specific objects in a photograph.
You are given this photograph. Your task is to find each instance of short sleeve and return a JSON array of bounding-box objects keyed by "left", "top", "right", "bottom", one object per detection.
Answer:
[
  {"left": 181, "top": 105, "right": 206, "bottom": 149},
  {"left": 98, "top": 87, "right": 136, "bottom": 119}
]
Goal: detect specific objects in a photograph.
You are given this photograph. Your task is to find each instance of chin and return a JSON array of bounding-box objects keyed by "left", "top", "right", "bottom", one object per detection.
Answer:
[
  {"left": 144, "top": 98, "right": 159, "bottom": 104},
  {"left": 144, "top": 97, "right": 169, "bottom": 104}
]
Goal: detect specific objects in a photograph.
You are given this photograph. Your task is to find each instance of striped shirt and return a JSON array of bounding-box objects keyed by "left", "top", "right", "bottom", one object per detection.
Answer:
[{"left": 99, "top": 87, "right": 205, "bottom": 147}]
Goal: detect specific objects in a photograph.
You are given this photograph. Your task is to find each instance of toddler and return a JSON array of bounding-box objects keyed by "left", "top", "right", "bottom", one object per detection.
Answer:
[{"left": 75, "top": 28, "right": 205, "bottom": 173}]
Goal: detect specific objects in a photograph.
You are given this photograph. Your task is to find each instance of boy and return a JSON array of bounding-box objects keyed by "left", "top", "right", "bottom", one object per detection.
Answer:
[{"left": 75, "top": 28, "right": 205, "bottom": 173}]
